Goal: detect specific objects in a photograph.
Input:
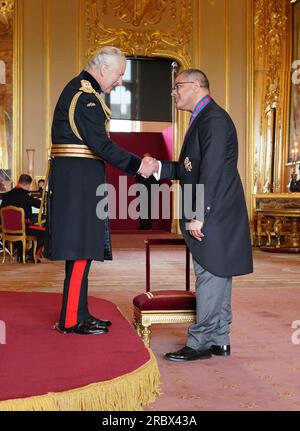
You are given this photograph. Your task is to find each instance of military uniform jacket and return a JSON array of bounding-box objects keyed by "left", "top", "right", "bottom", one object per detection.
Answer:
[
  {"left": 160, "top": 100, "right": 253, "bottom": 277},
  {"left": 44, "top": 71, "right": 141, "bottom": 261}
]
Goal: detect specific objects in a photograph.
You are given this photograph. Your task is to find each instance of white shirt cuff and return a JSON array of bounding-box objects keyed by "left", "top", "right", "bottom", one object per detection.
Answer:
[
  {"left": 137, "top": 160, "right": 143, "bottom": 174},
  {"left": 153, "top": 161, "right": 162, "bottom": 181}
]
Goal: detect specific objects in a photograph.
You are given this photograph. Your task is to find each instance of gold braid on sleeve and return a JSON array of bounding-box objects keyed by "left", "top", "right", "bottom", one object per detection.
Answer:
[
  {"left": 69, "top": 91, "right": 84, "bottom": 141},
  {"left": 93, "top": 92, "right": 111, "bottom": 133}
]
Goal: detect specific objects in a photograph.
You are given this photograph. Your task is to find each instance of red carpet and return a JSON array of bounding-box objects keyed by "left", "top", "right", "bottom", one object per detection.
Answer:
[{"left": 0, "top": 292, "right": 160, "bottom": 410}]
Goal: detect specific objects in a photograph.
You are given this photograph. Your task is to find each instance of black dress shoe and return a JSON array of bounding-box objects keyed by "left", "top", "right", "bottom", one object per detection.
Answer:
[
  {"left": 52, "top": 321, "right": 108, "bottom": 335},
  {"left": 88, "top": 315, "right": 112, "bottom": 327},
  {"left": 165, "top": 346, "right": 212, "bottom": 362},
  {"left": 211, "top": 345, "right": 231, "bottom": 356}
]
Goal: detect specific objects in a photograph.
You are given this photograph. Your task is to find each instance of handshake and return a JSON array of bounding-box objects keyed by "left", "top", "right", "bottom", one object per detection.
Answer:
[{"left": 138, "top": 156, "right": 160, "bottom": 178}]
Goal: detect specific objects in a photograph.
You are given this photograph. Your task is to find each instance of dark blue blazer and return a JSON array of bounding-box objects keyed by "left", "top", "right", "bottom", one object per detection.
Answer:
[{"left": 160, "top": 100, "right": 253, "bottom": 277}]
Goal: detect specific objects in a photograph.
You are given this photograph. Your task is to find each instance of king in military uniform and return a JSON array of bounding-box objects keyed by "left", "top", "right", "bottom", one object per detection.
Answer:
[{"left": 45, "top": 46, "right": 158, "bottom": 335}]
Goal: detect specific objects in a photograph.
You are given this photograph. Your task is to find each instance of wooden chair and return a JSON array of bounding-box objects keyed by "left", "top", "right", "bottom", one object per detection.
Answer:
[
  {"left": 133, "top": 237, "right": 196, "bottom": 347},
  {"left": 0, "top": 206, "right": 37, "bottom": 264}
]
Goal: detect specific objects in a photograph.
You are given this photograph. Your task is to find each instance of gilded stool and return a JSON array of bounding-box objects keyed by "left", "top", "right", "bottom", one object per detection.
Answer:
[{"left": 133, "top": 238, "right": 196, "bottom": 347}]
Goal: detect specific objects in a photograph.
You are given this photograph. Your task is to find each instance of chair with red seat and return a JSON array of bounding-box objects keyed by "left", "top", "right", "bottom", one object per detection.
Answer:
[
  {"left": 0, "top": 206, "right": 37, "bottom": 264},
  {"left": 133, "top": 238, "right": 196, "bottom": 347}
]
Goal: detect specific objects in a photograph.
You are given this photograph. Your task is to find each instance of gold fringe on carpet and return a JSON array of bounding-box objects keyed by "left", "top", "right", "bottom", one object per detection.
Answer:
[{"left": 0, "top": 350, "right": 161, "bottom": 411}]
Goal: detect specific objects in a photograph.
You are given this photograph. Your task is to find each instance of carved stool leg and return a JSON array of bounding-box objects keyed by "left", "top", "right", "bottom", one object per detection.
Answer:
[
  {"left": 141, "top": 325, "right": 151, "bottom": 348},
  {"left": 133, "top": 318, "right": 142, "bottom": 338}
]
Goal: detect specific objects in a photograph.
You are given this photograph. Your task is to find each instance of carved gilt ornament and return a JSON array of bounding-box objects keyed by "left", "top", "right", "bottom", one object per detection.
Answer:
[
  {"left": 254, "top": 0, "right": 288, "bottom": 115},
  {"left": 86, "top": 0, "right": 192, "bottom": 68},
  {"left": 0, "top": 0, "right": 14, "bottom": 29}
]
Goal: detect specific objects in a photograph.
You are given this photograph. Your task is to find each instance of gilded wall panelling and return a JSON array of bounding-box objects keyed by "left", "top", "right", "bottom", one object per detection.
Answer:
[
  {"left": 253, "top": 0, "right": 291, "bottom": 195},
  {"left": 224, "top": 0, "right": 229, "bottom": 113},
  {"left": 0, "top": 0, "right": 13, "bottom": 177},
  {"left": 12, "top": 0, "right": 22, "bottom": 183},
  {"left": 246, "top": 0, "right": 254, "bottom": 217},
  {"left": 0, "top": 0, "right": 13, "bottom": 181},
  {"left": 44, "top": 0, "right": 51, "bottom": 161},
  {"left": 0, "top": 0, "right": 22, "bottom": 183}
]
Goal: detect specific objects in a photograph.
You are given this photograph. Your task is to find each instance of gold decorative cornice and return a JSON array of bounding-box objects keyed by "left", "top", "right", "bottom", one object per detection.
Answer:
[{"left": 86, "top": 0, "right": 192, "bottom": 68}]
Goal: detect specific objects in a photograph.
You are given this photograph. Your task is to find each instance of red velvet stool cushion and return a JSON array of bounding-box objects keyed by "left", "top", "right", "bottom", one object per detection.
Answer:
[{"left": 133, "top": 290, "right": 196, "bottom": 311}]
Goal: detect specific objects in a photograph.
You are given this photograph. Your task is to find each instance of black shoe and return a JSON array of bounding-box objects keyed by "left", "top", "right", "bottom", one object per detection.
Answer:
[
  {"left": 211, "top": 345, "right": 231, "bottom": 356},
  {"left": 88, "top": 315, "right": 112, "bottom": 327},
  {"left": 165, "top": 346, "right": 212, "bottom": 362},
  {"left": 52, "top": 321, "right": 108, "bottom": 335}
]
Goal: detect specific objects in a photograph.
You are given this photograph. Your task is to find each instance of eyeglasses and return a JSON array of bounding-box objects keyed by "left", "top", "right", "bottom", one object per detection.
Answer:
[{"left": 172, "top": 81, "right": 195, "bottom": 92}]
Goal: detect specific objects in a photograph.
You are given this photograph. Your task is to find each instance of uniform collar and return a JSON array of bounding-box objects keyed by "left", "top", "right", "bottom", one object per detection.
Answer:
[{"left": 80, "top": 70, "right": 102, "bottom": 93}]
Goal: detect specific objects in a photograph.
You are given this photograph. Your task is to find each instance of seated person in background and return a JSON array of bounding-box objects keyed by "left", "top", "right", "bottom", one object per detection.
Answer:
[
  {"left": 29, "top": 178, "right": 46, "bottom": 198},
  {"left": 0, "top": 174, "right": 45, "bottom": 262},
  {"left": 0, "top": 179, "right": 6, "bottom": 192},
  {"left": 37, "top": 179, "right": 45, "bottom": 193}
]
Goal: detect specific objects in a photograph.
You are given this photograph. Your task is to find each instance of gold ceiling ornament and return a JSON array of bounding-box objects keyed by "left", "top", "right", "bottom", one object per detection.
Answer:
[
  {"left": 86, "top": 0, "right": 192, "bottom": 68},
  {"left": 0, "top": 0, "right": 14, "bottom": 28}
]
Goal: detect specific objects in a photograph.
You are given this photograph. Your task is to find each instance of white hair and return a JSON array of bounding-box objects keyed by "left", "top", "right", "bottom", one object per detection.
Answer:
[{"left": 87, "top": 46, "right": 125, "bottom": 70}]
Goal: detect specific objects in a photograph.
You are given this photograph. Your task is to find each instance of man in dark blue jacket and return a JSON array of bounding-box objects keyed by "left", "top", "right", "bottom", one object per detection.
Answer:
[{"left": 155, "top": 69, "right": 253, "bottom": 361}]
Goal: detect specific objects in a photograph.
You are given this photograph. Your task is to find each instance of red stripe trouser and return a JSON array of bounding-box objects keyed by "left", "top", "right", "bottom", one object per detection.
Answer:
[{"left": 59, "top": 259, "right": 92, "bottom": 328}]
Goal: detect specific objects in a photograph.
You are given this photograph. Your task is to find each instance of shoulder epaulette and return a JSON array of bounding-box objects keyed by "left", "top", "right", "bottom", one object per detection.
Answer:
[
  {"left": 68, "top": 79, "right": 112, "bottom": 139},
  {"left": 79, "top": 79, "right": 96, "bottom": 94}
]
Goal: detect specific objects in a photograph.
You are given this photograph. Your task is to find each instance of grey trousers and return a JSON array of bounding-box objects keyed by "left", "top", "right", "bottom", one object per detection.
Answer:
[{"left": 187, "top": 258, "right": 232, "bottom": 350}]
